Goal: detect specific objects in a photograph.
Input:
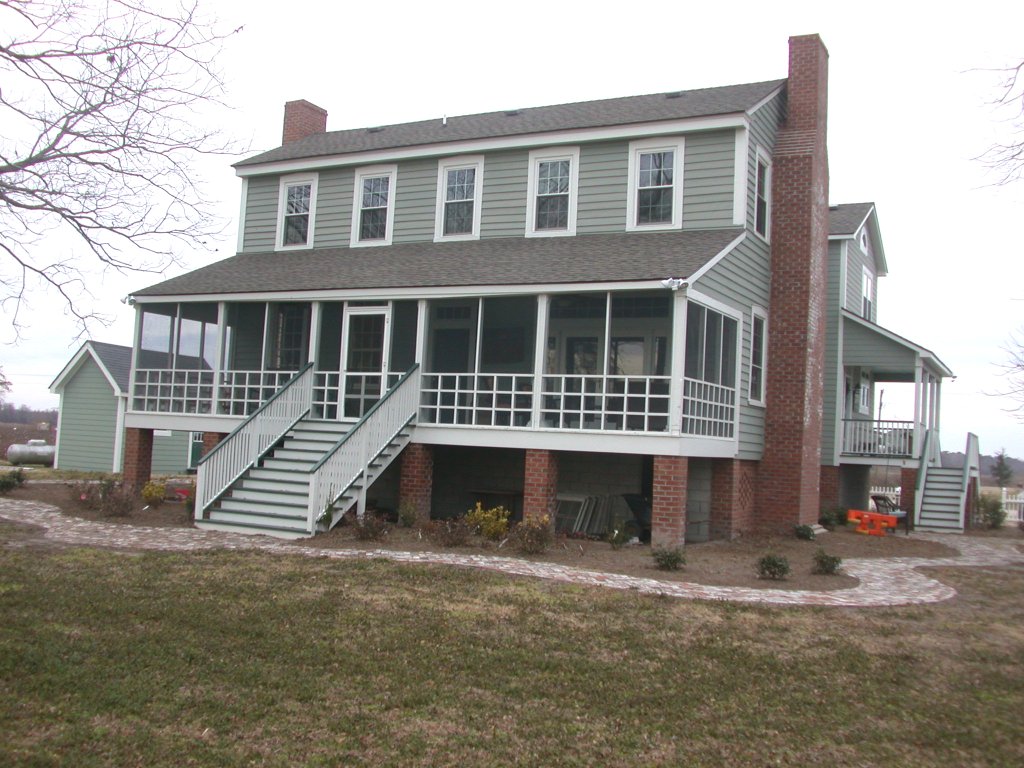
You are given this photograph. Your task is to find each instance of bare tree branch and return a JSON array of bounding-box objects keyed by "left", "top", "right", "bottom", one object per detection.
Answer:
[
  {"left": 0, "top": 0, "right": 242, "bottom": 339},
  {"left": 995, "top": 330, "right": 1024, "bottom": 420},
  {"left": 976, "top": 61, "right": 1024, "bottom": 185}
]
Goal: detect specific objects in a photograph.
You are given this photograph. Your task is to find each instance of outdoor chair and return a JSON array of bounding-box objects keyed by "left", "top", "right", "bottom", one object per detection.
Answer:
[{"left": 871, "top": 494, "right": 910, "bottom": 535}]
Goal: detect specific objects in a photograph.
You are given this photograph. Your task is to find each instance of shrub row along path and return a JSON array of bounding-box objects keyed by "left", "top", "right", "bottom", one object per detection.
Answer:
[{"left": 2, "top": 498, "right": 1022, "bottom": 607}]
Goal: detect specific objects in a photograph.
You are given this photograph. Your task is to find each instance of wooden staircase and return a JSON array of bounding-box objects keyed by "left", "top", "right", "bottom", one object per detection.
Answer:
[{"left": 916, "top": 466, "right": 966, "bottom": 533}]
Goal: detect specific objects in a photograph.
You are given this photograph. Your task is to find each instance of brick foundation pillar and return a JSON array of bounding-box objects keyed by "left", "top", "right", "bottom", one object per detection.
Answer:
[
  {"left": 651, "top": 456, "right": 688, "bottom": 548},
  {"left": 201, "top": 432, "right": 228, "bottom": 458},
  {"left": 399, "top": 443, "right": 433, "bottom": 521},
  {"left": 523, "top": 449, "right": 558, "bottom": 523},
  {"left": 123, "top": 427, "right": 153, "bottom": 490},
  {"left": 819, "top": 465, "right": 841, "bottom": 512},
  {"left": 711, "top": 459, "right": 757, "bottom": 540},
  {"left": 900, "top": 468, "right": 917, "bottom": 517}
]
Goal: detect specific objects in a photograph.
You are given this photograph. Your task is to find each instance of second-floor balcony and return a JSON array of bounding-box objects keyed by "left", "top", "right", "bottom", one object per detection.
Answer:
[{"left": 840, "top": 419, "right": 917, "bottom": 458}]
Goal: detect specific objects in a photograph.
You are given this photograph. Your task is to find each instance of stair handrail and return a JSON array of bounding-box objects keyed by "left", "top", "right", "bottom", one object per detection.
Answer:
[
  {"left": 961, "top": 432, "right": 981, "bottom": 528},
  {"left": 307, "top": 364, "right": 421, "bottom": 531},
  {"left": 913, "top": 428, "right": 934, "bottom": 527},
  {"left": 196, "top": 363, "right": 314, "bottom": 517}
]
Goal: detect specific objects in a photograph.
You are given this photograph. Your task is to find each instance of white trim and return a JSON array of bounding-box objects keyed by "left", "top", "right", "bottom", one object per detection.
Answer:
[
  {"left": 753, "top": 147, "right": 771, "bottom": 242},
  {"left": 745, "top": 84, "right": 786, "bottom": 116},
  {"left": 235, "top": 114, "right": 750, "bottom": 178},
  {"left": 732, "top": 128, "right": 748, "bottom": 226},
  {"left": 125, "top": 412, "right": 244, "bottom": 433},
  {"left": 685, "top": 232, "right": 747, "bottom": 285},
  {"left": 350, "top": 164, "right": 397, "bottom": 247},
  {"left": 861, "top": 265, "right": 874, "bottom": 321},
  {"left": 50, "top": 342, "right": 123, "bottom": 395},
  {"left": 53, "top": 392, "right": 64, "bottom": 468},
  {"left": 274, "top": 173, "right": 318, "bottom": 251},
  {"left": 748, "top": 306, "right": 768, "bottom": 406},
  {"left": 525, "top": 146, "right": 580, "bottom": 237},
  {"left": 626, "top": 136, "right": 684, "bottom": 232},
  {"left": 113, "top": 396, "right": 127, "bottom": 472},
  {"left": 433, "top": 155, "right": 484, "bottom": 242},
  {"left": 685, "top": 288, "right": 742, "bottom": 320},
  {"left": 236, "top": 178, "right": 248, "bottom": 252}
]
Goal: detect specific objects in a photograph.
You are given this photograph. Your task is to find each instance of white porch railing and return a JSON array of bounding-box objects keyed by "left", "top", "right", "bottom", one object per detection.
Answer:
[
  {"left": 681, "top": 378, "right": 735, "bottom": 438},
  {"left": 541, "top": 375, "right": 672, "bottom": 432},
  {"left": 308, "top": 365, "right": 421, "bottom": 530},
  {"left": 1002, "top": 488, "right": 1024, "bottom": 524},
  {"left": 312, "top": 372, "right": 403, "bottom": 420},
  {"left": 870, "top": 486, "right": 902, "bottom": 509},
  {"left": 216, "top": 369, "right": 302, "bottom": 416},
  {"left": 841, "top": 419, "right": 916, "bottom": 457},
  {"left": 420, "top": 374, "right": 534, "bottom": 428},
  {"left": 196, "top": 364, "right": 314, "bottom": 516},
  {"left": 132, "top": 369, "right": 215, "bottom": 413}
]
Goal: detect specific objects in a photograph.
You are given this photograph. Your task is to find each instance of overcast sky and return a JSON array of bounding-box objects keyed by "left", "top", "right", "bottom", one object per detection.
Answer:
[{"left": 3, "top": 0, "right": 1023, "bottom": 458}]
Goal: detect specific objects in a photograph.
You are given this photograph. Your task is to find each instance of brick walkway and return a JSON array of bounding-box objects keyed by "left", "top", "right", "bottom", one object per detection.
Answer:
[{"left": 2, "top": 498, "right": 1023, "bottom": 607}]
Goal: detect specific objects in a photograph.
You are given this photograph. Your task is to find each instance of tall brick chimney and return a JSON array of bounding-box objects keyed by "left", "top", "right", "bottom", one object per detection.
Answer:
[
  {"left": 755, "top": 34, "right": 830, "bottom": 531},
  {"left": 282, "top": 99, "right": 328, "bottom": 145}
]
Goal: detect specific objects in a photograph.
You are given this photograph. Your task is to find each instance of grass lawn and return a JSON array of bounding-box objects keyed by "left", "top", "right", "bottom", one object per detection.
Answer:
[{"left": 1, "top": 521, "right": 1023, "bottom": 766}]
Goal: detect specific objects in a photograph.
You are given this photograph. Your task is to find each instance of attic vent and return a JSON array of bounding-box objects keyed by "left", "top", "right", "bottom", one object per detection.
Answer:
[
  {"left": 504, "top": 109, "right": 522, "bottom": 116},
  {"left": 665, "top": 91, "right": 683, "bottom": 99},
  {"left": 366, "top": 126, "right": 384, "bottom": 133}
]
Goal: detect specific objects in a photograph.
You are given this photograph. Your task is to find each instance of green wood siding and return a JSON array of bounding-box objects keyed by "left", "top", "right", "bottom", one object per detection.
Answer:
[
  {"left": 393, "top": 159, "right": 436, "bottom": 243},
  {"left": 152, "top": 431, "right": 191, "bottom": 475},
  {"left": 576, "top": 141, "right": 628, "bottom": 234},
  {"left": 56, "top": 358, "right": 118, "bottom": 472},
  {"left": 480, "top": 150, "right": 528, "bottom": 237},
  {"left": 314, "top": 167, "right": 354, "bottom": 247},
  {"left": 845, "top": 238, "right": 874, "bottom": 320},
  {"left": 821, "top": 241, "right": 845, "bottom": 465},
  {"left": 746, "top": 91, "right": 785, "bottom": 232},
  {"left": 682, "top": 130, "right": 736, "bottom": 229},
  {"left": 242, "top": 176, "right": 278, "bottom": 252}
]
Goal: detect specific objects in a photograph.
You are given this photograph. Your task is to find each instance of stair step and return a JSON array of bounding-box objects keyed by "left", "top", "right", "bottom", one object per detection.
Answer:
[
  {"left": 219, "top": 496, "right": 307, "bottom": 514},
  {"left": 260, "top": 457, "right": 316, "bottom": 471},
  {"left": 247, "top": 467, "right": 312, "bottom": 484},
  {"left": 243, "top": 477, "right": 310, "bottom": 493},
  {"left": 270, "top": 447, "right": 327, "bottom": 462},
  {"left": 230, "top": 485, "right": 309, "bottom": 503},
  {"left": 207, "top": 505, "right": 308, "bottom": 527},
  {"left": 196, "top": 519, "right": 310, "bottom": 540}
]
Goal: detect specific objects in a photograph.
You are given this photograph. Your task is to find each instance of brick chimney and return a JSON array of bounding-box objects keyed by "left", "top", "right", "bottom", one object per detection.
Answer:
[
  {"left": 282, "top": 99, "right": 328, "bottom": 145},
  {"left": 755, "top": 34, "right": 830, "bottom": 531}
]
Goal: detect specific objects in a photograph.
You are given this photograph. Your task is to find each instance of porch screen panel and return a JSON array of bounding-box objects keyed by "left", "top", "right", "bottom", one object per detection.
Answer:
[{"left": 389, "top": 301, "right": 418, "bottom": 374}]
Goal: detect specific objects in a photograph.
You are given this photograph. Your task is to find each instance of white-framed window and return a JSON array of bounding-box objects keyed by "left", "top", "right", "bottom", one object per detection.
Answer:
[
  {"left": 525, "top": 147, "right": 580, "bottom": 237},
  {"left": 754, "top": 150, "right": 771, "bottom": 239},
  {"left": 748, "top": 307, "right": 767, "bottom": 405},
  {"left": 434, "top": 156, "right": 483, "bottom": 241},
  {"left": 350, "top": 164, "right": 397, "bottom": 247},
  {"left": 626, "top": 137, "right": 684, "bottom": 231},
  {"left": 861, "top": 266, "right": 874, "bottom": 320},
  {"left": 275, "top": 174, "right": 318, "bottom": 250},
  {"left": 684, "top": 301, "right": 739, "bottom": 387},
  {"left": 857, "top": 370, "right": 871, "bottom": 415}
]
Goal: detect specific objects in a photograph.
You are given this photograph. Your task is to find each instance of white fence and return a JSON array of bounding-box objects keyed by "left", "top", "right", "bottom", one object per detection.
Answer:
[
  {"left": 870, "top": 486, "right": 901, "bottom": 511},
  {"left": 1002, "top": 488, "right": 1024, "bottom": 523}
]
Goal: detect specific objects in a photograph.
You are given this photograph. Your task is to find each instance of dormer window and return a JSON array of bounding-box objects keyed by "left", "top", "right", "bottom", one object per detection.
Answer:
[
  {"left": 526, "top": 147, "right": 579, "bottom": 237},
  {"left": 351, "top": 165, "right": 397, "bottom": 247},
  {"left": 434, "top": 156, "right": 483, "bottom": 241},
  {"left": 275, "top": 174, "right": 317, "bottom": 250},
  {"left": 626, "top": 137, "right": 684, "bottom": 231}
]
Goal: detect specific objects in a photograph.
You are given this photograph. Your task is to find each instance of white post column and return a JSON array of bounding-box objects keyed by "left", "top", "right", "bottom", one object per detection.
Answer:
[
  {"left": 912, "top": 362, "right": 924, "bottom": 458},
  {"left": 668, "top": 291, "right": 688, "bottom": 435},
  {"left": 531, "top": 294, "right": 549, "bottom": 429},
  {"left": 414, "top": 299, "right": 427, "bottom": 366},
  {"left": 212, "top": 301, "right": 226, "bottom": 416}
]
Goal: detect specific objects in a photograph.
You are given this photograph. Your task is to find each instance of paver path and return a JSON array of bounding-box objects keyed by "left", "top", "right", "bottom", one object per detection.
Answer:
[{"left": 2, "top": 499, "right": 1023, "bottom": 607}]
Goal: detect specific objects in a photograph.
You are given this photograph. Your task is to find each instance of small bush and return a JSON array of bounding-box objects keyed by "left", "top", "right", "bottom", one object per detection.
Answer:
[
  {"left": 757, "top": 554, "right": 790, "bottom": 580},
  {"left": 978, "top": 495, "right": 1007, "bottom": 529},
  {"left": 510, "top": 515, "right": 553, "bottom": 554},
  {"left": 794, "top": 524, "right": 816, "bottom": 541},
  {"left": 465, "top": 502, "right": 510, "bottom": 541},
  {"left": 397, "top": 500, "right": 419, "bottom": 528},
  {"left": 812, "top": 548, "right": 842, "bottom": 575},
  {"left": 141, "top": 481, "right": 166, "bottom": 506},
  {"left": 607, "top": 526, "right": 631, "bottom": 550},
  {"left": 421, "top": 517, "right": 471, "bottom": 547},
  {"left": 101, "top": 484, "right": 136, "bottom": 517},
  {"left": 70, "top": 478, "right": 118, "bottom": 510},
  {"left": 0, "top": 468, "right": 26, "bottom": 494},
  {"left": 818, "top": 506, "right": 844, "bottom": 531},
  {"left": 652, "top": 546, "right": 686, "bottom": 571},
  {"left": 352, "top": 512, "right": 390, "bottom": 541}
]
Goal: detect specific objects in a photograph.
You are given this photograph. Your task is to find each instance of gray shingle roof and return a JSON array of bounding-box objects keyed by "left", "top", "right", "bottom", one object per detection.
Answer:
[
  {"left": 133, "top": 229, "right": 744, "bottom": 298},
  {"left": 89, "top": 341, "right": 132, "bottom": 391},
  {"left": 236, "top": 80, "right": 785, "bottom": 168},
  {"left": 829, "top": 203, "right": 874, "bottom": 236}
]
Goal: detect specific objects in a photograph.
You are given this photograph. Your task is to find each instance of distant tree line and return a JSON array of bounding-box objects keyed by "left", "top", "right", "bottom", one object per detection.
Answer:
[{"left": 0, "top": 402, "right": 58, "bottom": 425}]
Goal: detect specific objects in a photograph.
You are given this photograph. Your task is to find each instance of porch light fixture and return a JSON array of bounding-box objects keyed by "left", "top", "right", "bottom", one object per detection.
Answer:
[
  {"left": 121, "top": 295, "right": 136, "bottom": 306},
  {"left": 660, "top": 278, "right": 687, "bottom": 291}
]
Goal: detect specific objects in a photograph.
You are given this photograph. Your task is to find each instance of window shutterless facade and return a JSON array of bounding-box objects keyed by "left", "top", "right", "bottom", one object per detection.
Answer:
[
  {"left": 754, "top": 150, "right": 771, "bottom": 239},
  {"left": 434, "top": 156, "right": 483, "bottom": 241},
  {"left": 748, "top": 308, "right": 767, "bottom": 404},
  {"left": 626, "top": 137, "right": 684, "bottom": 231},
  {"left": 525, "top": 147, "right": 580, "bottom": 237},
  {"left": 351, "top": 165, "right": 397, "bottom": 246},
  {"left": 275, "top": 174, "right": 318, "bottom": 250}
]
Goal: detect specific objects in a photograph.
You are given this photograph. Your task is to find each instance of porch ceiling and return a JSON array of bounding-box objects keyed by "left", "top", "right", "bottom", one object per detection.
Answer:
[
  {"left": 841, "top": 311, "right": 953, "bottom": 380},
  {"left": 131, "top": 229, "right": 743, "bottom": 299}
]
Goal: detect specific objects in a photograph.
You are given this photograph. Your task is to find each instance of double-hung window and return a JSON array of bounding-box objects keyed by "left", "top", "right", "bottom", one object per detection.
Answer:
[
  {"left": 754, "top": 150, "right": 771, "bottom": 239},
  {"left": 351, "top": 165, "right": 397, "bottom": 246},
  {"left": 861, "top": 267, "right": 874, "bottom": 321},
  {"left": 434, "top": 156, "right": 483, "bottom": 241},
  {"left": 748, "top": 308, "right": 767, "bottom": 405},
  {"left": 526, "top": 147, "right": 579, "bottom": 237},
  {"left": 276, "top": 174, "right": 318, "bottom": 250},
  {"left": 626, "top": 138, "right": 683, "bottom": 231}
]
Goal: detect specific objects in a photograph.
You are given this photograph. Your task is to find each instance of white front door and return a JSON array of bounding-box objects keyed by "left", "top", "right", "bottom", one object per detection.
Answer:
[{"left": 341, "top": 307, "right": 391, "bottom": 419}]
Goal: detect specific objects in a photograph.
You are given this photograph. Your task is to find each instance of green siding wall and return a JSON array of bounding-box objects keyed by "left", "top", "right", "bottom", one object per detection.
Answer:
[
  {"left": 576, "top": 141, "right": 628, "bottom": 234},
  {"left": 152, "top": 431, "right": 191, "bottom": 475},
  {"left": 480, "top": 150, "right": 528, "bottom": 237},
  {"left": 57, "top": 358, "right": 117, "bottom": 472},
  {"left": 682, "top": 130, "right": 736, "bottom": 229},
  {"left": 393, "top": 159, "right": 437, "bottom": 243},
  {"left": 821, "top": 241, "right": 845, "bottom": 465},
  {"left": 314, "top": 167, "right": 355, "bottom": 247},
  {"left": 845, "top": 238, "right": 875, "bottom": 320},
  {"left": 242, "top": 176, "right": 278, "bottom": 252},
  {"left": 746, "top": 91, "right": 785, "bottom": 232}
]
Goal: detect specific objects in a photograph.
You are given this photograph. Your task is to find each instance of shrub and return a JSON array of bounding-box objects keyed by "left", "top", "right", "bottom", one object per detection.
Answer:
[
  {"left": 465, "top": 502, "right": 510, "bottom": 541},
  {"left": 70, "top": 477, "right": 118, "bottom": 510},
  {"left": 141, "top": 481, "right": 166, "bottom": 507},
  {"left": 977, "top": 495, "right": 1007, "bottom": 529},
  {"left": 101, "top": 484, "right": 136, "bottom": 517},
  {"left": 818, "top": 506, "right": 844, "bottom": 531},
  {"left": 757, "top": 554, "right": 790, "bottom": 580},
  {"left": 812, "top": 548, "right": 843, "bottom": 575},
  {"left": 0, "top": 468, "right": 26, "bottom": 494},
  {"left": 510, "top": 515, "right": 553, "bottom": 554},
  {"left": 607, "top": 526, "right": 631, "bottom": 550},
  {"left": 352, "top": 512, "right": 390, "bottom": 541},
  {"left": 397, "top": 500, "right": 419, "bottom": 528},
  {"left": 652, "top": 546, "right": 686, "bottom": 571},
  {"left": 794, "top": 524, "right": 816, "bottom": 541},
  {"left": 421, "top": 517, "right": 471, "bottom": 547}
]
